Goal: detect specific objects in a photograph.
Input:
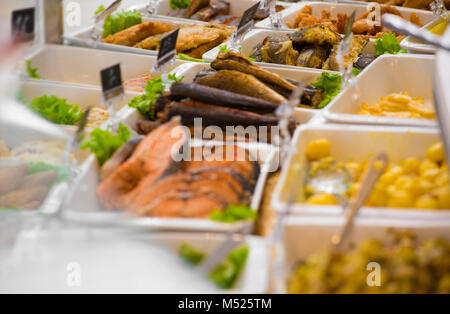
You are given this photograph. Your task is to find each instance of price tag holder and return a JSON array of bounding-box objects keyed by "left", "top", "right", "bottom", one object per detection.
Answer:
[
  {"left": 101, "top": 63, "right": 124, "bottom": 103},
  {"left": 11, "top": 7, "right": 35, "bottom": 42},
  {"left": 151, "top": 29, "right": 179, "bottom": 73},
  {"left": 230, "top": 2, "right": 260, "bottom": 49}
]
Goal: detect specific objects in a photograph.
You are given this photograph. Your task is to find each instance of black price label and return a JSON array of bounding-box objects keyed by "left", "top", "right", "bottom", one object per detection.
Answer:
[
  {"left": 158, "top": 29, "right": 179, "bottom": 61},
  {"left": 100, "top": 64, "right": 123, "bottom": 101},
  {"left": 11, "top": 7, "right": 35, "bottom": 42},
  {"left": 238, "top": 2, "right": 260, "bottom": 30}
]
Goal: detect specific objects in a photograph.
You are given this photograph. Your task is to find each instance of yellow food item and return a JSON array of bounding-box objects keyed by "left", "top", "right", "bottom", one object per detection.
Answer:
[
  {"left": 305, "top": 138, "right": 331, "bottom": 161},
  {"left": 302, "top": 139, "right": 450, "bottom": 210},
  {"left": 0, "top": 140, "right": 10, "bottom": 158},
  {"left": 306, "top": 193, "right": 337, "bottom": 205},
  {"left": 430, "top": 20, "right": 449, "bottom": 36},
  {"left": 357, "top": 92, "right": 435, "bottom": 120},
  {"left": 427, "top": 142, "right": 445, "bottom": 163}
]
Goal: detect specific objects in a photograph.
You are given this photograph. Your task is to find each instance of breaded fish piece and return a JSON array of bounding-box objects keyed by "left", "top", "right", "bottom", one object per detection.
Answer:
[
  {"left": 0, "top": 163, "right": 29, "bottom": 196},
  {"left": 102, "top": 21, "right": 175, "bottom": 47},
  {"left": 176, "top": 25, "right": 221, "bottom": 52}
]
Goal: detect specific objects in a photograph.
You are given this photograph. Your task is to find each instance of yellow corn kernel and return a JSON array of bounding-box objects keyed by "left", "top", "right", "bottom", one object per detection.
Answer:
[
  {"left": 305, "top": 139, "right": 331, "bottom": 162},
  {"left": 379, "top": 166, "right": 403, "bottom": 185},
  {"left": 394, "top": 175, "right": 414, "bottom": 191},
  {"left": 415, "top": 195, "right": 439, "bottom": 210},
  {"left": 305, "top": 193, "right": 337, "bottom": 205},
  {"left": 348, "top": 182, "right": 361, "bottom": 197},
  {"left": 366, "top": 187, "right": 388, "bottom": 207},
  {"left": 419, "top": 159, "right": 439, "bottom": 176},
  {"left": 402, "top": 157, "right": 420, "bottom": 175},
  {"left": 434, "top": 171, "right": 449, "bottom": 188},
  {"left": 426, "top": 142, "right": 445, "bottom": 163},
  {"left": 387, "top": 190, "right": 414, "bottom": 208},
  {"left": 422, "top": 168, "right": 441, "bottom": 181},
  {"left": 432, "top": 187, "right": 450, "bottom": 209}
]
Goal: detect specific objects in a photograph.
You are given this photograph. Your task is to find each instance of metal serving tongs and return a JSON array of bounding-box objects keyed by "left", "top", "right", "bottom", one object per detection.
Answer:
[
  {"left": 381, "top": 14, "right": 450, "bottom": 52},
  {"left": 330, "top": 152, "right": 388, "bottom": 250},
  {"left": 91, "top": 0, "right": 122, "bottom": 41}
]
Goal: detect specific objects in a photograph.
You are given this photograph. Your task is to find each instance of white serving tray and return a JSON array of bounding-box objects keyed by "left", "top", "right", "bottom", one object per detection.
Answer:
[
  {"left": 202, "top": 29, "right": 376, "bottom": 71},
  {"left": 323, "top": 54, "right": 437, "bottom": 128},
  {"left": 21, "top": 44, "right": 186, "bottom": 88},
  {"left": 63, "top": 16, "right": 210, "bottom": 57},
  {"left": 64, "top": 137, "right": 278, "bottom": 233},
  {"left": 401, "top": 17, "right": 446, "bottom": 54},
  {"left": 271, "top": 123, "right": 450, "bottom": 220},
  {"left": 0, "top": 228, "right": 269, "bottom": 294},
  {"left": 256, "top": 1, "right": 433, "bottom": 30},
  {"left": 282, "top": 215, "right": 450, "bottom": 286}
]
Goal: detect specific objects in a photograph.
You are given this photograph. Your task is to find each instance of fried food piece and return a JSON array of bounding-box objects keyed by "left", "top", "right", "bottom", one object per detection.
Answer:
[
  {"left": 289, "top": 24, "right": 341, "bottom": 46},
  {"left": 187, "top": 0, "right": 211, "bottom": 17},
  {"left": 259, "top": 34, "right": 299, "bottom": 66},
  {"left": 176, "top": 24, "right": 233, "bottom": 53},
  {"left": 20, "top": 171, "right": 58, "bottom": 189},
  {"left": 410, "top": 12, "right": 423, "bottom": 27},
  {"left": 0, "top": 163, "right": 29, "bottom": 196},
  {"left": 0, "top": 185, "right": 49, "bottom": 209},
  {"left": 0, "top": 141, "right": 10, "bottom": 158},
  {"left": 323, "top": 35, "right": 368, "bottom": 71},
  {"left": 195, "top": 69, "right": 287, "bottom": 104},
  {"left": 296, "top": 45, "right": 329, "bottom": 69},
  {"left": 102, "top": 21, "right": 175, "bottom": 47}
]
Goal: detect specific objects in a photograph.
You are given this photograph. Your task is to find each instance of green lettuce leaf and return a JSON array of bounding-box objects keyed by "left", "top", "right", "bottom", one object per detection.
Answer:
[
  {"left": 210, "top": 246, "right": 249, "bottom": 289},
  {"left": 170, "top": 0, "right": 191, "bottom": 10},
  {"left": 310, "top": 72, "right": 342, "bottom": 109},
  {"left": 352, "top": 67, "right": 362, "bottom": 76},
  {"left": 94, "top": 4, "right": 105, "bottom": 15},
  {"left": 210, "top": 205, "right": 257, "bottom": 223},
  {"left": 179, "top": 244, "right": 249, "bottom": 289},
  {"left": 375, "top": 33, "right": 407, "bottom": 57},
  {"left": 26, "top": 60, "right": 40, "bottom": 79},
  {"left": 179, "top": 243, "right": 206, "bottom": 266},
  {"left": 177, "top": 53, "right": 210, "bottom": 63},
  {"left": 128, "top": 75, "right": 183, "bottom": 119},
  {"left": 27, "top": 162, "right": 67, "bottom": 184},
  {"left": 102, "top": 10, "right": 142, "bottom": 38},
  {"left": 28, "top": 95, "right": 83, "bottom": 125},
  {"left": 81, "top": 123, "right": 131, "bottom": 166}
]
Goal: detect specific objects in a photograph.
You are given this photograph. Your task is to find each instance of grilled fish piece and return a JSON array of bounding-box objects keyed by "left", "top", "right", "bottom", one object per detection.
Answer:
[
  {"left": 100, "top": 137, "right": 142, "bottom": 181},
  {"left": 190, "top": 0, "right": 230, "bottom": 21},
  {"left": 259, "top": 34, "right": 299, "bottom": 66},
  {"left": 134, "top": 34, "right": 163, "bottom": 50},
  {"left": 187, "top": 0, "right": 211, "bottom": 17},
  {"left": 195, "top": 69, "right": 287, "bottom": 104},
  {"left": 209, "top": 15, "right": 239, "bottom": 26},
  {"left": 160, "top": 99, "right": 282, "bottom": 127},
  {"left": 211, "top": 51, "right": 296, "bottom": 93},
  {"left": 102, "top": 21, "right": 175, "bottom": 46},
  {"left": 296, "top": 45, "right": 329, "bottom": 69},
  {"left": 170, "top": 82, "right": 279, "bottom": 113},
  {"left": 289, "top": 24, "right": 341, "bottom": 46},
  {"left": 322, "top": 35, "right": 369, "bottom": 71}
]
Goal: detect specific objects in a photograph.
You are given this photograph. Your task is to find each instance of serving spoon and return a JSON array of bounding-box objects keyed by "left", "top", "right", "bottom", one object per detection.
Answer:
[{"left": 381, "top": 13, "right": 450, "bottom": 52}]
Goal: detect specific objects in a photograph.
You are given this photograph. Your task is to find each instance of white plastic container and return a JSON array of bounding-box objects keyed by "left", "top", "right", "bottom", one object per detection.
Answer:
[
  {"left": 202, "top": 29, "right": 376, "bottom": 70},
  {"left": 64, "top": 138, "right": 278, "bottom": 232},
  {"left": 0, "top": 228, "right": 269, "bottom": 294},
  {"left": 282, "top": 216, "right": 450, "bottom": 286},
  {"left": 18, "top": 80, "right": 136, "bottom": 112},
  {"left": 401, "top": 18, "right": 447, "bottom": 54},
  {"left": 256, "top": 1, "right": 433, "bottom": 30},
  {"left": 22, "top": 44, "right": 186, "bottom": 88},
  {"left": 271, "top": 123, "right": 450, "bottom": 220},
  {"left": 322, "top": 54, "right": 437, "bottom": 128}
]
